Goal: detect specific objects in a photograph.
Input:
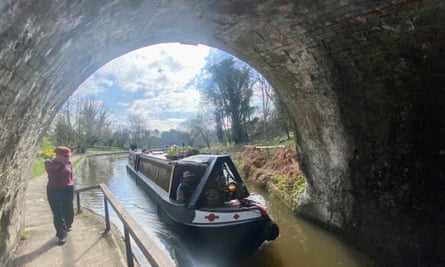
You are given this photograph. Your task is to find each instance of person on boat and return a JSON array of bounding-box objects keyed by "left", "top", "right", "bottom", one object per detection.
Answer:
[
  {"left": 44, "top": 146, "right": 74, "bottom": 245},
  {"left": 176, "top": 170, "right": 195, "bottom": 203},
  {"left": 130, "top": 144, "right": 137, "bottom": 151}
]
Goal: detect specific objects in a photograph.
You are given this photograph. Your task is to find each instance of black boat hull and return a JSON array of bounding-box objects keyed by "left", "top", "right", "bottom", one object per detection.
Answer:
[{"left": 126, "top": 164, "right": 278, "bottom": 253}]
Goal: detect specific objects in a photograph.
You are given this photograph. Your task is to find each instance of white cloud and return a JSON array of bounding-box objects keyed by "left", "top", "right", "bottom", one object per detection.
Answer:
[
  {"left": 130, "top": 86, "right": 200, "bottom": 112},
  {"left": 126, "top": 85, "right": 201, "bottom": 130},
  {"left": 75, "top": 43, "right": 210, "bottom": 132},
  {"left": 117, "top": 102, "right": 130, "bottom": 107},
  {"left": 97, "top": 43, "right": 209, "bottom": 95},
  {"left": 75, "top": 76, "right": 109, "bottom": 97}
]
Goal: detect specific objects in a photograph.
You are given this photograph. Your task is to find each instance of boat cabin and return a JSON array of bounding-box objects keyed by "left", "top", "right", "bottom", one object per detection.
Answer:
[{"left": 129, "top": 153, "right": 249, "bottom": 209}]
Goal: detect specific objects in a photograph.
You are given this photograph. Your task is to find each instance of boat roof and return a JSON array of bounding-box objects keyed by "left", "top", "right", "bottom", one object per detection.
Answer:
[
  {"left": 175, "top": 154, "right": 230, "bottom": 165},
  {"left": 134, "top": 151, "right": 232, "bottom": 166}
]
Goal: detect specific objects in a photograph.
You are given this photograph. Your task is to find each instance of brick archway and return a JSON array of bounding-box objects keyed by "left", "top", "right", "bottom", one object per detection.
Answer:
[{"left": 1, "top": 1, "right": 444, "bottom": 266}]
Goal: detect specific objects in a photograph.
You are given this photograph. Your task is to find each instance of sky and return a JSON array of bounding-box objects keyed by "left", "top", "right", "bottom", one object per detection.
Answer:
[{"left": 74, "top": 43, "right": 212, "bottom": 132}]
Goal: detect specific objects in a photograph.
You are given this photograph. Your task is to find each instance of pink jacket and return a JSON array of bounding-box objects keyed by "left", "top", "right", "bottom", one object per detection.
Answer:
[{"left": 45, "top": 159, "right": 74, "bottom": 188}]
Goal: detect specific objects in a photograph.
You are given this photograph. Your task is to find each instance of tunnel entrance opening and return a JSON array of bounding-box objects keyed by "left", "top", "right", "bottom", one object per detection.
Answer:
[{"left": 52, "top": 42, "right": 298, "bottom": 153}]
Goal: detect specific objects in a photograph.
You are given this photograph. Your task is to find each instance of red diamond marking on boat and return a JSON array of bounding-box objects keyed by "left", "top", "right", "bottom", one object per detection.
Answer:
[
  {"left": 233, "top": 214, "right": 240, "bottom": 220},
  {"left": 205, "top": 213, "right": 219, "bottom": 222}
]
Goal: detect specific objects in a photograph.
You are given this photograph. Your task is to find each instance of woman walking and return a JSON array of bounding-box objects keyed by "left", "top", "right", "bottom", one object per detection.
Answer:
[{"left": 44, "top": 146, "right": 74, "bottom": 245}]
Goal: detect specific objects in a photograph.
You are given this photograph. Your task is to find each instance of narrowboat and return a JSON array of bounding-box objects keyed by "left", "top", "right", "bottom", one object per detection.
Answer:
[{"left": 126, "top": 151, "right": 279, "bottom": 253}]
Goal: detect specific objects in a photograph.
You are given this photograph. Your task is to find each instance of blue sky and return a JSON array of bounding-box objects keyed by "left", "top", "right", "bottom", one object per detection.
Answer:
[{"left": 74, "top": 43, "right": 211, "bottom": 132}]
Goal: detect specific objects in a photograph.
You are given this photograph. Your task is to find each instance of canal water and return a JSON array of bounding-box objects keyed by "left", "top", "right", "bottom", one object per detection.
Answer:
[{"left": 76, "top": 154, "right": 373, "bottom": 267}]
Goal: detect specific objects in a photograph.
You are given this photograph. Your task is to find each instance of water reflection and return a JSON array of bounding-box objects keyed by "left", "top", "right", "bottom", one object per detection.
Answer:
[
  {"left": 241, "top": 186, "right": 372, "bottom": 267},
  {"left": 76, "top": 155, "right": 373, "bottom": 267},
  {"left": 77, "top": 155, "right": 178, "bottom": 266}
]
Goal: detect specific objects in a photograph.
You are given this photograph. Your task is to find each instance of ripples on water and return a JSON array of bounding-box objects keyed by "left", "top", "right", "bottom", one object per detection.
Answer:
[{"left": 76, "top": 155, "right": 373, "bottom": 267}]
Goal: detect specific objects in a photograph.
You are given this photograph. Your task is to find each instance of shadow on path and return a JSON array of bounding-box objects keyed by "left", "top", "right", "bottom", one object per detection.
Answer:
[{"left": 10, "top": 238, "right": 56, "bottom": 266}]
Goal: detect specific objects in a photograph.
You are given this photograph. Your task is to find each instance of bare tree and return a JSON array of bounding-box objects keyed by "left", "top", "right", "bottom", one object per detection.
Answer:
[
  {"left": 51, "top": 96, "right": 112, "bottom": 152},
  {"left": 273, "top": 96, "right": 293, "bottom": 140},
  {"left": 254, "top": 74, "right": 275, "bottom": 140},
  {"left": 184, "top": 113, "right": 214, "bottom": 149},
  {"left": 128, "top": 114, "right": 151, "bottom": 149}
]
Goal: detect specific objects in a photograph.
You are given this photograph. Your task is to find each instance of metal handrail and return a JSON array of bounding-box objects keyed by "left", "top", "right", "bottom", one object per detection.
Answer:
[{"left": 75, "top": 184, "right": 175, "bottom": 267}]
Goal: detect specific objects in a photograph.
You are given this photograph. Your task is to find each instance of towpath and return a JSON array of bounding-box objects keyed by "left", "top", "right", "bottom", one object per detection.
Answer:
[{"left": 9, "top": 156, "right": 130, "bottom": 267}]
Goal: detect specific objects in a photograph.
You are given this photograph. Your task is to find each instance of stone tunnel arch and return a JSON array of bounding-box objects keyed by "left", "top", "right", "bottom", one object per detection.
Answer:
[{"left": 1, "top": 1, "right": 444, "bottom": 266}]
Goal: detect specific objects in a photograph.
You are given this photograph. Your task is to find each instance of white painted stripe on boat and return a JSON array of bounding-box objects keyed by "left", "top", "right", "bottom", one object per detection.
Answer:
[{"left": 192, "top": 209, "right": 263, "bottom": 224}]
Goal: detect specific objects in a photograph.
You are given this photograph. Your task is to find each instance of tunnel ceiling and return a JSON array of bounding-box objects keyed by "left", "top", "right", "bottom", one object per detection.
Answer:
[{"left": 1, "top": 1, "right": 445, "bottom": 266}]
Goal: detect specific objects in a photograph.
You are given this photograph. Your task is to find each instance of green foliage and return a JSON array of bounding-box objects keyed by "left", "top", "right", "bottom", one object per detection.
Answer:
[
  {"left": 204, "top": 57, "right": 253, "bottom": 144},
  {"left": 32, "top": 137, "right": 85, "bottom": 178},
  {"left": 200, "top": 143, "right": 240, "bottom": 155},
  {"left": 72, "top": 156, "right": 84, "bottom": 169},
  {"left": 50, "top": 97, "right": 113, "bottom": 153},
  {"left": 32, "top": 137, "right": 55, "bottom": 178},
  {"left": 167, "top": 145, "right": 178, "bottom": 156},
  {"left": 167, "top": 145, "right": 194, "bottom": 157},
  {"left": 270, "top": 173, "right": 306, "bottom": 210},
  {"left": 52, "top": 116, "right": 76, "bottom": 148},
  {"left": 292, "top": 176, "right": 306, "bottom": 196},
  {"left": 40, "top": 148, "right": 55, "bottom": 159},
  {"left": 202, "top": 132, "right": 295, "bottom": 155},
  {"left": 185, "top": 145, "right": 193, "bottom": 155},
  {"left": 39, "top": 137, "right": 56, "bottom": 159},
  {"left": 40, "top": 137, "right": 53, "bottom": 150},
  {"left": 88, "top": 146, "right": 123, "bottom": 152},
  {"left": 250, "top": 134, "right": 295, "bottom": 147},
  {"left": 271, "top": 174, "right": 289, "bottom": 191},
  {"left": 20, "top": 230, "right": 31, "bottom": 240},
  {"left": 233, "top": 155, "right": 257, "bottom": 181},
  {"left": 31, "top": 157, "right": 45, "bottom": 178}
]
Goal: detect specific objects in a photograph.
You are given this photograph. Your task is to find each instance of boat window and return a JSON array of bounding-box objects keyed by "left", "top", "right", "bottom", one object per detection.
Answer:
[
  {"left": 169, "top": 165, "right": 207, "bottom": 201},
  {"left": 198, "top": 159, "right": 248, "bottom": 208},
  {"left": 139, "top": 158, "right": 171, "bottom": 192}
]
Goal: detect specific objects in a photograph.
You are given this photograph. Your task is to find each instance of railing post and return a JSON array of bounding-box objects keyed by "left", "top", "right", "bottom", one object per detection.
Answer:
[
  {"left": 124, "top": 227, "right": 134, "bottom": 267},
  {"left": 76, "top": 191, "right": 81, "bottom": 214},
  {"left": 104, "top": 197, "right": 111, "bottom": 233},
  {"left": 75, "top": 184, "right": 175, "bottom": 267}
]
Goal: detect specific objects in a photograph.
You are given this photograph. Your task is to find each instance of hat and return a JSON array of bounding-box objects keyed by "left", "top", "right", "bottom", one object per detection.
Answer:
[{"left": 183, "top": 170, "right": 194, "bottom": 178}]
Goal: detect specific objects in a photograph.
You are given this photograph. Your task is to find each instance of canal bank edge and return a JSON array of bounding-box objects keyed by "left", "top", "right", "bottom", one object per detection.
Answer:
[{"left": 9, "top": 151, "right": 139, "bottom": 267}]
